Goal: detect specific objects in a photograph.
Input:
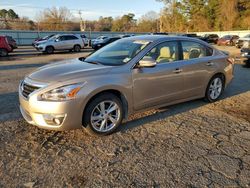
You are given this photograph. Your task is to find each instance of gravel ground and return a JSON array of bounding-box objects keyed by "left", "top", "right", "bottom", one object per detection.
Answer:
[{"left": 0, "top": 46, "right": 249, "bottom": 187}]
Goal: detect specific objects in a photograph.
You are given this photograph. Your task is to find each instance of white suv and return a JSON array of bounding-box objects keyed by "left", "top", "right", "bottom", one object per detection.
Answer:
[{"left": 34, "top": 34, "right": 84, "bottom": 54}]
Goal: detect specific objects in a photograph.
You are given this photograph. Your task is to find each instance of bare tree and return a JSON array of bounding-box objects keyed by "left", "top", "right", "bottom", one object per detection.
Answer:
[{"left": 37, "top": 7, "right": 73, "bottom": 31}]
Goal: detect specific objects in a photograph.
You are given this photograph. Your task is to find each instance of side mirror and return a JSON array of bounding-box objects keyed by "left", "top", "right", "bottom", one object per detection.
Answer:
[
  {"left": 55, "top": 39, "right": 59, "bottom": 42},
  {"left": 138, "top": 57, "right": 156, "bottom": 68}
]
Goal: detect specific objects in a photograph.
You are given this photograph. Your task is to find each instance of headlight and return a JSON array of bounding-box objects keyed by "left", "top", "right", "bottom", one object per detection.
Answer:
[{"left": 40, "top": 83, "right": 83, "bottom": 101}]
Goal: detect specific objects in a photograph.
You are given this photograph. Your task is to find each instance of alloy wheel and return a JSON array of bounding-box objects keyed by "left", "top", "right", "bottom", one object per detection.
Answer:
[
  {"left": 90, "top": 100, "right": 121, "bottom": 133},
  {"left": 209, "top": 77, "right": 223, "bottom": 100}
]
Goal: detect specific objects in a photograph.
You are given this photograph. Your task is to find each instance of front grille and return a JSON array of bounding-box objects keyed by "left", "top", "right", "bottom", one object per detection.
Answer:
[{"left": 21, "top": 82, "right": 40, "bottom": 98}]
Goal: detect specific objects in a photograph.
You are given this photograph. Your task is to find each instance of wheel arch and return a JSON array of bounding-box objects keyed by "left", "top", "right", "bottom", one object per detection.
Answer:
[
  {"left": 74, "top": 44, "right": 81, "bottom": 47},
  {"left": 210, "top": 72, "right": 226, "bottom": 84},
  {"left": 82, "top": 89, "right": 129, "bottom": 127},
  {"left": 45, "top": 45, "right": 55, "bottom": 51}
]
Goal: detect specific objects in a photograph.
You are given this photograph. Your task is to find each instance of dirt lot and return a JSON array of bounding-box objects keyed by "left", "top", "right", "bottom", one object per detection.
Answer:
[{"left": 0, "top": 46, "right": 249, "bottom": 187}]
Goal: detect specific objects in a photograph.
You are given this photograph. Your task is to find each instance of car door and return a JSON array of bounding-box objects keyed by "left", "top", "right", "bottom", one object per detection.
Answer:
[
  {"left": 132, "top": 41, "right": 185, "bottom": 111},
  {"left": 53, "top": 36, "right": 67, "bottom": 50},
  {"left": 66, "top": 35, "right": 80, "bottom": 49},
  {"left": 179, "top": 40, "right": 216, "bottom": 99}
]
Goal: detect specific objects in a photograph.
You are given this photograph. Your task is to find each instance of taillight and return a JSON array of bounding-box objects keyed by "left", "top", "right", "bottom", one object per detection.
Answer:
[{"left": 227, "top": 58, "right": 234, "bottom": 65}]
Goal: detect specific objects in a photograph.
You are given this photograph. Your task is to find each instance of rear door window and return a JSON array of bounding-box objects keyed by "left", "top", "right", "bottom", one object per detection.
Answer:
[
  {"left": 65, "top": 35, "right": 78, "bottom": 40},
  {"left": 181, "top": 41, "right": 213, "bottom": 60},
  {"left": 59, "top": 36, "right": 67, "bottom": 41}
]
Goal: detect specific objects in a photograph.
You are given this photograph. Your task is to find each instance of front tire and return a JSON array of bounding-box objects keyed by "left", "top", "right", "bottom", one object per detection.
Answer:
[
  {"left": 205, "top": 75, "right": 225, "bottom": 102},
  {"left": 45, "top": 46, "right": 54, "bottom": 54},
  {"left": 73, "top": 45, "right": 81, "bottom": 52},
  {"left": 0, "top": 48, "right": 8, "bottom": 57},
  {"left": 83, "top": 93, "right": 124, "bottom": 136}
]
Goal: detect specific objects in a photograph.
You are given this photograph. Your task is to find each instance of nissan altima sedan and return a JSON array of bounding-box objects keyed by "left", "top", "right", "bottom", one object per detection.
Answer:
[{"left": 19, "top": 35, "right": 234, "bottom": 135}]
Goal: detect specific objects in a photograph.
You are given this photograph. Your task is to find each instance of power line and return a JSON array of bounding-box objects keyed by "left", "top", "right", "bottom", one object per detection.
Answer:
[
  {"left": 0, "top": 4, "right": 146, "bottom": 15},
  {"left": 0, "top": 18, "right": 82, "bottom": 25},
  {"left": 1, "top": 3, "right": 87, "bottom": 13}
]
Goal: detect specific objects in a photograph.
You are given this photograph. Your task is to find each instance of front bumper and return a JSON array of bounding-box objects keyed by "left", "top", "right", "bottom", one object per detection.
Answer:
[
  {"left": 19, "top": 85, "right": 83, "bottom": 131},
  {"left": 34, "top": 45, "right": 46, "bottom": 52}
]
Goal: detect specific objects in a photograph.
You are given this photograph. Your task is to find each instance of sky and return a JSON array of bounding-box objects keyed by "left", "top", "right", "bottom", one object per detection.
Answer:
[{"left": 0, "top": 0, "right": 164, "bottom": 21}]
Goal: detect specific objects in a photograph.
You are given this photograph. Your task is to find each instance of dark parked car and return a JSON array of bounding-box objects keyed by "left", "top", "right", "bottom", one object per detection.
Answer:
[
  {"left": 241, "top": 40, "right": 250, "bottom": 66},
  {"left": 91, "top": 37, "right": 121, "bottom": 50},
  {"left": 235, "top": 34, "right": 250, "bottom": 48},
  {"left": 217, "top": 35, "right": 239, "bottom": 46},
  {"left": 151, "top": 32, "right": 169, "bottom": 35},
  {"left": 181, "top": 33, "right": 203, "bottom": 40},
  {"left": 201, "top": 34, "right": 219, "bottom": 44},
  {"left": 120, "top": 34, "right": 135, "bottom": 38},
  {"left": 0, "top": 36, "right": 13, "bottom": 57},
  {"left": 6, "top": 35, "right": 17, "bottom": 50}
]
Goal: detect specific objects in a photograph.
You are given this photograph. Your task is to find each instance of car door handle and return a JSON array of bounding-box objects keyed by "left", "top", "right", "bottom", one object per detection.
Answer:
[
  {"left": 206, "top": 62, "right": 214, "bottom": 66},
  {"left": 173, "top": 68, "right": 183, "bottom": 73}
]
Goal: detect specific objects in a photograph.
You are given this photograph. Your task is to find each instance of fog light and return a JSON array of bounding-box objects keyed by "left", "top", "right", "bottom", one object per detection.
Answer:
[
  {"left": 43, "top": 114, "right": 65, "bottom": 126},
  {"left": 53, "top": 117, "right": 64, "bottom": 125}
]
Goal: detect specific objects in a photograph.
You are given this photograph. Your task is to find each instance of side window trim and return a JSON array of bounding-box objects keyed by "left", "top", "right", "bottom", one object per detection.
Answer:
[{"left": 132, "top": 40, "right": 183, "bottom": 69}]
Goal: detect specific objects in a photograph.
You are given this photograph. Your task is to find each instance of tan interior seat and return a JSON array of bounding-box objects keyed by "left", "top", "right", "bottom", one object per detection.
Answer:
[
  {"left": 189, "top": 48, "right": 201, "bottom": 59},
  {"left": 157, "top": 47, "right": 172, "bottom": 63},
  {"left": 183, "top": 52, "right": 189, "bottom": 60}
]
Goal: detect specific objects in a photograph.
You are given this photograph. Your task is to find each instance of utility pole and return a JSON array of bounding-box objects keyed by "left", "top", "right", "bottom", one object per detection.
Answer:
[{"left": 79, "top": 10, "right": 86, "bottom": 31}]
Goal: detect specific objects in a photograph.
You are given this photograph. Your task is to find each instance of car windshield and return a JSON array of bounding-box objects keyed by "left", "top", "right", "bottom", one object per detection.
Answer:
[
  {"left": 49, "top": 35, "right": 59, "bottom": 40},
  {"left": 97, "top": 36, "right": 107, "bottom": 40},
  {"left": 84, "top": 39, "right": 151, "bottom": 66}
]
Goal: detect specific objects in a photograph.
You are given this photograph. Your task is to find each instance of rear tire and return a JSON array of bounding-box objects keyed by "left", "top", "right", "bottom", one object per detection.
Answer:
[
  {"left": 0, "top": 48, "right": 8, "bottom": 57},
  {"left": 45, "top": 46, "right": 54, "bottom": 54},
  {"left": 73, "top": 45, "right": 81, "bottom": 52},
  {"left": 204, "top": 75, "right": 225, "bottom": 102},
  {"left": 83, "top": 93, "right": 124, "bottom": 136}
]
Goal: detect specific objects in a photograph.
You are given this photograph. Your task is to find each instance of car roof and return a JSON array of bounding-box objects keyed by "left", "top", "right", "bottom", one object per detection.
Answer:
[
  {"left": 121, "top": 35, "right": 204, "bottom": 43},
  {"left": 56, "top": 34, "right": 77, "bottom": 37},
  {"left": 119, "top": 35, "right": 213, "bottom": 48}
]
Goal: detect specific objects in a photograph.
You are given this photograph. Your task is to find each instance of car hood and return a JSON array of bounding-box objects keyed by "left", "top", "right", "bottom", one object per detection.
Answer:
[
  {"left": 35, "top": 40, "right": 47, "bottom": 45},
  {"left": 28, "top": 58, "right": 112, "bottom": 83}
]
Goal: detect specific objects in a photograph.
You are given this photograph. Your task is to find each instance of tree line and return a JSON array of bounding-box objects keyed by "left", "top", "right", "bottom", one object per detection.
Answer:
[
  {"left": 0, "top": 0, "right": 250, "bottom": 32},
  {"left": 0, "top": 9, "right": 36, "bottom": 30},
  {"left": 158, "top": 0, "right": 250, "bottom": 32},
  {"left": 0, "top": 7, "right": 159, "bottom": 32}
]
